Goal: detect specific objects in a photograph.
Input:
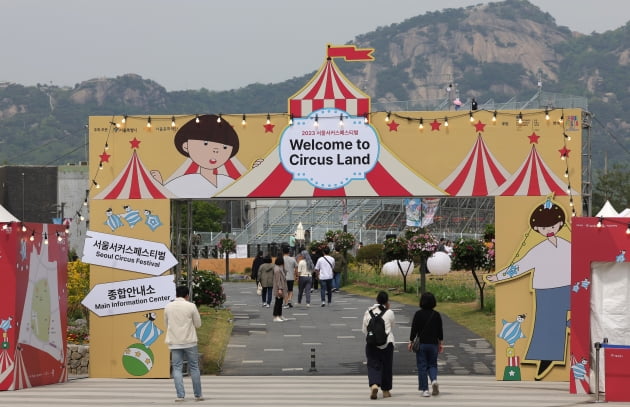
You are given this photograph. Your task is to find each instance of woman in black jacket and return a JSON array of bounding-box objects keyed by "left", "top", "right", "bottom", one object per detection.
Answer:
[{"left": 408, "top": 291, "right": 443, "bottom": 398}]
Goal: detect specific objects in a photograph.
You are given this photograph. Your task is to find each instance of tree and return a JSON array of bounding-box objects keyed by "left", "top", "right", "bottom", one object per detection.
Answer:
[
  {"left": 451, "top": 238, "right": 491, "bottom": 310},
  {"left": 405, "top": 229, "right": 438, "bottom": 294},
  {"left": 192, "top": 201, "right": 226, "bottom": 232},
  {"left": 593, "top": 163, "right": 630, "bottom": 212},
  {"left": 383, "top": 235, "right": 413, "bottom": 292}
]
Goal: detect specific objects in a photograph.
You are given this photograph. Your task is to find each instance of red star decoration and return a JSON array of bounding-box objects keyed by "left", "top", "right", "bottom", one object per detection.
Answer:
[
  {"left": 264, "top": 123, "right": 275, "bottom": 133},
  {"left": 558, "top": 146, "right": 571, "bottom": 158},
  {"left": 528, "top": 132, "right": 540, "bottom": 144},
  {"left": 129, "top": 137, "right": 141, "bottom": 149},
  {"left": 474, "top": 121, "right": 486, "bottom": 132},
  {"left": 430, "top": 119, "right": 441, "bottom": 131},
  {"left": 99, "top": 151, "right": 111, "bottom": 162},
  {"left": 387, "top": 120, "right": 400, "bottom": 132}
]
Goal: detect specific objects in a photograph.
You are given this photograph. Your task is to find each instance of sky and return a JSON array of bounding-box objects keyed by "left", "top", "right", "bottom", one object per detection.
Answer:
[{"left": 3, "top": 0, "right": 629, "bottom": 92}]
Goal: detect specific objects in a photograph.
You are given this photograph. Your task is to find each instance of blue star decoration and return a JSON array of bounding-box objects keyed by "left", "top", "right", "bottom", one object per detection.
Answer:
[{"left": 572, "top": 278, "right": 591, "bottom": 292}]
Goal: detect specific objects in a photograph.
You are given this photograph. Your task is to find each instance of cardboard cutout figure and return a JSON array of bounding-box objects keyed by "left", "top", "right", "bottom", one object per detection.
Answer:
[{"left": 486, "top": 197, "right": 571, "bottom": 380}]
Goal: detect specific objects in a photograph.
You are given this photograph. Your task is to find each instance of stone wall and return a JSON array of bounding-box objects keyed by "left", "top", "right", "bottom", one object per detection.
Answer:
[{"left": 67, "top": 344, "right": 89, "bottom": 376}]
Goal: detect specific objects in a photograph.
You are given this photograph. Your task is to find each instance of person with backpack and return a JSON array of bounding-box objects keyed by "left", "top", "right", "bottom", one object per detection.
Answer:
[
  {"left": 408, "top": 291, "right": 444, "bottom": 398},
  {"left": 361, "top": 291, "right": 396, "bottom": 400}
]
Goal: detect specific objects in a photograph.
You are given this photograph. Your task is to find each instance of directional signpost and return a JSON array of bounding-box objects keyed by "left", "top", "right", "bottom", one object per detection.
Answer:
[
  {"left": 81, "top": 274, "right": 175, "bottom": 317},
  {"left": 82, "top": 230, "right": 178, "bottom": 276}
]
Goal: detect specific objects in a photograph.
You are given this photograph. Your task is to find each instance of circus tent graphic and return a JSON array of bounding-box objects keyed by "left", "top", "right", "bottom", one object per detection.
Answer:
[
  {"left": 439, "top": 134, "right": 511, "bottom": 196},
  {"left": 490, "top": 144, "right": 577, "bottom": 196},
  {"left": 95, "top": 149, "right": 174, "bottom": 199},
  {"left": 289, "top": 52, "right": 370, "bottom": 118},
  {"left": 215, "top": 145, "right": 446, "bottom": 198}
]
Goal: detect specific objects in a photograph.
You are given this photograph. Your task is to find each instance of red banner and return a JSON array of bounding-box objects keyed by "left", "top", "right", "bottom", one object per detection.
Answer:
[{"left": 327, "top": 45, "right": 374, "bottom": 61}]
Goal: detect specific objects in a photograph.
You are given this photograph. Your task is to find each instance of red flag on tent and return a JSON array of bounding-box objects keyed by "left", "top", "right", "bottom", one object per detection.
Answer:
[{"left": 327, "top": 44, "right": 374, "bottom": 61}]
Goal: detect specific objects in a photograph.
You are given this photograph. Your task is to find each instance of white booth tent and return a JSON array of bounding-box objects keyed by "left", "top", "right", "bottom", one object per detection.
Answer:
[
  {"left": 0, "top": 204, "right": 19, "bottom": 222},
  {"left": 591, "top": 200, "right": 630, "bottom": 391}
]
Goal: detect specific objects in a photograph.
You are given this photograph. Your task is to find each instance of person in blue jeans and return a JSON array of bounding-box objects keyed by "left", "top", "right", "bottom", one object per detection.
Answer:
[
  {"left": 408, "top": 291, "right": 443, "bottom": 398},
  {"left": 164, "top": 286, "right": 204, "bottom": 402},
  {"left": 315, "top": 247, "right": 335, "bottom": 306}
]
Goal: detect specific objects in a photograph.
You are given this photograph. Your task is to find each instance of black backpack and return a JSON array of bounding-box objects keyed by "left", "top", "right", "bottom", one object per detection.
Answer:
[{"left": 366, "top": 307, "right": 388, "bottom": 346}]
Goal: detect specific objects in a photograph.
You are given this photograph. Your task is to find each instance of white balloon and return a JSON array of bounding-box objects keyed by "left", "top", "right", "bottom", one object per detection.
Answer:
[
  {"left": 382, "top": 260, "right": 415, "bottom": 276},
  {"left": 427, "top": 252, "right": 451, "bottom": 275}
]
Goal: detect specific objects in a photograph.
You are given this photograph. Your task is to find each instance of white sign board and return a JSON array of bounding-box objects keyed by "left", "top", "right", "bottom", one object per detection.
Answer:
[
  {"left": 236, "top": 244, "right": 248, "bottom": 258},
  {"left": 82, "top": 230, "right": 178, "bottom": 275},
  {"left": 82, "top": 275, "right": 175, "bottom": 317}
]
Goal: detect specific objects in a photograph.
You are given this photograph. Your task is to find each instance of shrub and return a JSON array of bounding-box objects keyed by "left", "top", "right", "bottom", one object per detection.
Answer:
[
  {"left": 191, "top": 269, "right": 227, "bottom": 308},
  {"left": 356, "top": 244, "right": 384, "bottom": 267},
  {"left": 67, "top": 260, "right": 90, "bottom": 321}
]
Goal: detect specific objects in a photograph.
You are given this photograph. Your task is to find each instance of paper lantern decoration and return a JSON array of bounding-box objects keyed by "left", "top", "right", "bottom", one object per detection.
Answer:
[
  {"left": 382, "top": 260, "right": 414, "bottom": 276},
  {"left": 427, "top": 252, "right": 451, "bottom": 275}
]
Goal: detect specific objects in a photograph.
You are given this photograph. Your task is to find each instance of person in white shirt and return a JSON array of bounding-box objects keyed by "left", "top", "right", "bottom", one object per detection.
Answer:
[
  {"left": 362, "top": 291, "right": 396, "bottom": 400},
  {"left": 164, "top": 286, "right": 203, "bottom": 402},
  {"left": 315, "top": 247, "right": 335, "bottom": 307}
]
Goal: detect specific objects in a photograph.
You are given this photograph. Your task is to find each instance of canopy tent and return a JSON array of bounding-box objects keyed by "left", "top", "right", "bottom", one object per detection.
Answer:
[
  {"left": 0, "top": 204, "right": 19, "bottom": 222},
  {"left": 595, "top": 200, "right": 620, "bottom": 217}
]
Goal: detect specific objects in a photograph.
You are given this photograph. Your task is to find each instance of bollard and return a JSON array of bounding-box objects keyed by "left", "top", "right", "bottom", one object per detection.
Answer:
[
  {"left": 309, "top": 348, "right": 317, "bottom": 372},
  {"left": 593, "top": 338, "right": 608, "bottom": 403},
  {"left": 594, "top": 341, "right": 601, "bottom": 403}
]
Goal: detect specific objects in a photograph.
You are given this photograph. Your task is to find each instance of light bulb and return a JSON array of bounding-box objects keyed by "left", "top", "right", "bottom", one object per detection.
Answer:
[{"left": 444, "top": 117, "right": 449, "bottom": 127}]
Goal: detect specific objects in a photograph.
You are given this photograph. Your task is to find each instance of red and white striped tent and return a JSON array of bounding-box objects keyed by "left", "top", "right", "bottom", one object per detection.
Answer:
[
  {"left": 95, "top": 150, "right": 174, "bottom": 199},
  {"left": 439, "top": 134, "right": 511, "bottom": 196},
  {"left": 289, "top": 58, "right": 370, "bottom": 118},
  {"left": 490, "top": 144, "right": 577, "bottom": 196},
  {"left": 216, "top": 48, "right": 445, "bottom": 198}
]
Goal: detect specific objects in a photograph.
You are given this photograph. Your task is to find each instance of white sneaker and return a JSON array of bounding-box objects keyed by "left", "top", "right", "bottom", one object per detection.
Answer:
[
  {"left": 431, "top": 380, "right": 439, "bottom": 396},
  {"left": 273, "top": 317, "right": 284, "bottom": 322},
  {"left": 422, "top": 390, "right": 430, "bottom": 397},
  {"left": 306, "top": 303, "right": 310, "bottom": 307},
  {"left": 281, "top": 316, "right": 288, "bottom": 321}
]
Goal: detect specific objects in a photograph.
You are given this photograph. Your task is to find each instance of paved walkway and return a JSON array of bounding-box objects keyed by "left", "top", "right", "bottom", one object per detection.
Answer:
[
  {"left": 0, "top": 282, "right": 598, "bottom": 406},
  {"left": 221, "top": 282, "right": 495, "bottom": 376},
  {"left": 0, "top": 375, "right": 595, "bottom": 406}
]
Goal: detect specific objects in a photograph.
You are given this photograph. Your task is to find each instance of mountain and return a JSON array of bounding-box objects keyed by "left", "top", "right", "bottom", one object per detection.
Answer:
[{"left": 0, "top": 0, "right": 628, "bottom": 167}]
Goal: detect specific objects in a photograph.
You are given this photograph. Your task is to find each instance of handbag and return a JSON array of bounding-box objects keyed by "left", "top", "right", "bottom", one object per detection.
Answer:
[
  {"left": 411, "top": 311, "right": 434, "bottom": 352},
  {"left": 256, "top": 282, "right": 262, "bottom": 296},
  {"left": 411, "top": 335, "right": 422, "bottom": 352}
]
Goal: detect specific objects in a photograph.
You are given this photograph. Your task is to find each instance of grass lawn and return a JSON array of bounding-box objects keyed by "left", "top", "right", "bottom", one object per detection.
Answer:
[{"left": 197, "top": 307, "right": 233, "bottom": 374}]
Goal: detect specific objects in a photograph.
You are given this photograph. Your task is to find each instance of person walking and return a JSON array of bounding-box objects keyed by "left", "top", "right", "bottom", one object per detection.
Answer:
[
  {"left": 272, "top": 256, "right": 288, "bottom": 322},
  {"left": 164, "top": 285, "right": 204, "bottom": 402},
  {"left": 250, "top": 250, "right": 264, "bottom": 283},
  {"left": 257, "top": 255, "right": 274, "bottom": 307},
  {"left": 310, "top": 247, "right": 321, "bottom": 292},
  {"left": 362, "top": 291, "right": 396, "bottom": 400},
  {"left": 330, "top": 246, "right": 346, "bottom": 292},
  {"left": 315, "top": 246, "right": 335, "bottom": 306},
  {"left": 282, "top": 246, "right": 298, "bottom": 308},
  {"left": 408, "top": 291, "right": 444, "bottom": 398},
  {"left": 296, "top": 250, "right": 314, "bottom": 306}
]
